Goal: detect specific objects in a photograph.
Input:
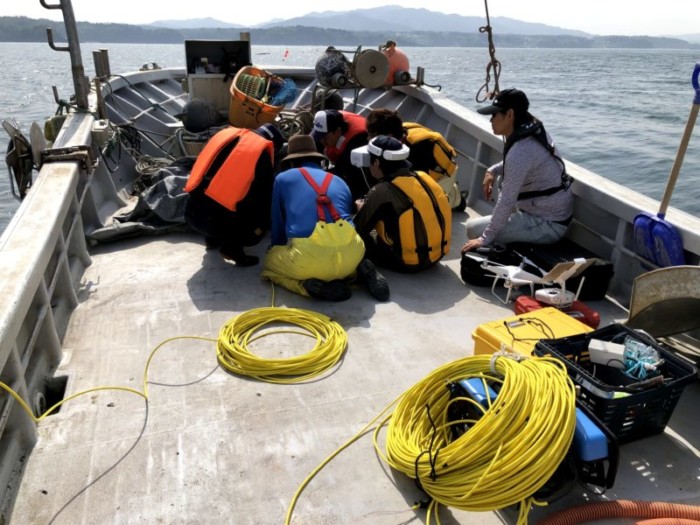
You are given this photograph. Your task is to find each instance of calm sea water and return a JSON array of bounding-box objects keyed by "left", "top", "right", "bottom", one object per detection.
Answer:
[{"left": 1, "top": 42, "right": 699, "bottom": 233}]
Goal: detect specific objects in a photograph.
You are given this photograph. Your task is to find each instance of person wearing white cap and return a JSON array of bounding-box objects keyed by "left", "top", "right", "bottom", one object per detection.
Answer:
[
  {"left": 353, "top": 135, "right": 451, "bottom": 273},
  {"left": 310, "top": 109, "right": 370, "bottom": 202},
  {"left": 365, "top": 108, "right": 464, "bottom": 211}
]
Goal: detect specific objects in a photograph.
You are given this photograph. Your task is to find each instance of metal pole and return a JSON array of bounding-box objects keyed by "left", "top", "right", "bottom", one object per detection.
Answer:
[{"left": 41, "top": 0, "right": 89, "bottom": 110}]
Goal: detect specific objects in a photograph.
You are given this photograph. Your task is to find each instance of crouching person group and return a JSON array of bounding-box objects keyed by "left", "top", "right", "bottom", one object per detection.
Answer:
[{"left": 184, "top": 119, "right": 453, "bottom": 303}]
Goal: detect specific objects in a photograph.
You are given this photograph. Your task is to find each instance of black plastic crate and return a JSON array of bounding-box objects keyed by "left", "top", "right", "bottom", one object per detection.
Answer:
[{"left": 534, "top": 323, "right": 697, "bottom": 444}]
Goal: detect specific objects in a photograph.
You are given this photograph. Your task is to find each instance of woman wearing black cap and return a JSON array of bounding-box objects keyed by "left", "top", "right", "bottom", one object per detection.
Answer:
[
  {"left": 184, "top": 123, "right": 285, "bottom": 266},
  {"left": 462, "top": 88, "right": 573, "bottom": 253}
]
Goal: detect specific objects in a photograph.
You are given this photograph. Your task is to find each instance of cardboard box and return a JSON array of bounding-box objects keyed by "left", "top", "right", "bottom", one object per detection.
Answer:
[{"left": 510, "top": 239, "right": 614, "bottom": 301}]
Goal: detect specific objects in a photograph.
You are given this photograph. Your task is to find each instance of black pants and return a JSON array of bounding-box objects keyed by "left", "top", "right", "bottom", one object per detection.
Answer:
[
  {"left": 363, "top": 236, "right": 431, "bottom": 273},
  {"left": 184, "top": 191, "right": 264, "bottom": 259}
]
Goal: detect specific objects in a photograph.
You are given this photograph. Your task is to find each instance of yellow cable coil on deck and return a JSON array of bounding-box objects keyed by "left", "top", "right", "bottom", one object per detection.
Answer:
[
  {"left": 216, "top": 306, "right": 348, "bottom": 384},
  {"left": 375, "top": 353, "right": 577, "bottom": 525}
]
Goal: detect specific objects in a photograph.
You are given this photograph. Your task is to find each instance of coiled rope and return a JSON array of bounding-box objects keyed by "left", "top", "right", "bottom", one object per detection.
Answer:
[
  {"left": 277, "top": 110, "right": 315, "bottom": 139},
  {"left": 216, "top": 304, "right": 347, "bottom": 384},
  {"left": 374, "top": 353, "right": 577, "bottom": 524}
]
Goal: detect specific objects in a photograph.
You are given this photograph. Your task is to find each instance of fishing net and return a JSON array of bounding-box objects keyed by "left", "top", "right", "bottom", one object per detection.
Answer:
[{"left": 269, "top": 78, "right": 298, "bottom": 106}]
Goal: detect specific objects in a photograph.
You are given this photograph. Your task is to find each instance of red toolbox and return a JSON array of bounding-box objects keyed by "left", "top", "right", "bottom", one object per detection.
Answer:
[{"left": 514, "top": 295, "right": 601, "bottom": 329}]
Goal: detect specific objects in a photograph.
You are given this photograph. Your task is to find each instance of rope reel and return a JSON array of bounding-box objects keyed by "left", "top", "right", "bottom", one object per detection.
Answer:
[
  {"left": 352, "top": 49, "right": 390, "bottom": 89},
  {"left": 315, "top": 46, "right": 390, "bottom": 90},
  {"left": 315, "top": 47, "right": 353, "bottom": 89}
]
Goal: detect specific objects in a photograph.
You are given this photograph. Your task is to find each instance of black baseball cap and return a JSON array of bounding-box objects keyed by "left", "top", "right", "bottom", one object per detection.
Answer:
[{"left": 476, "top": 88, "right": 530, "bottom": 115}]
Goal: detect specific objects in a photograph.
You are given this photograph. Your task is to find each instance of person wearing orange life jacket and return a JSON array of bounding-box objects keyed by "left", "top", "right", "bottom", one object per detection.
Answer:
[
  {"left": 184, "top": 123, "right": 285, "bottom": 266},
  {"left": 311, "top": 109, "right": 370, "bottom": 202}
]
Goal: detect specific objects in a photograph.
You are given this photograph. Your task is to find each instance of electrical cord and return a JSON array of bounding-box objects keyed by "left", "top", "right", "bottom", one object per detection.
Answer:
[
  {"left": 216, "top": 305, "right": 347, "bottom": 384},
  {"left": 374, "top": 353, "right": 576, "bottom": 525},
  {"left": 285, "top": 353, "right": 577, "bottom": 525},
  {"left": 0, "top": 334, "right": 216, "bottom": 422}
]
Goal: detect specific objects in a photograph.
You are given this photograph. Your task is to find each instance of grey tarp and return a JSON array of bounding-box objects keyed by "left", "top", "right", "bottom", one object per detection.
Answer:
[{"left": 88, "top": 157, "right": 195, "bottom": 243}]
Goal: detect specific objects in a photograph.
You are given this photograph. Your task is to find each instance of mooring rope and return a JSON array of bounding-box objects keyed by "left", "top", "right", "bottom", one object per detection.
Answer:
[{"left": 477, "top": 0, "right": 503, "bottom": 103}]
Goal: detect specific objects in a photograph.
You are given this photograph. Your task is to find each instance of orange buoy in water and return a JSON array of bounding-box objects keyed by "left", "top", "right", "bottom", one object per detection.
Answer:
[{"left": 380, "top": 40, "right": 410, "bottom": 86}]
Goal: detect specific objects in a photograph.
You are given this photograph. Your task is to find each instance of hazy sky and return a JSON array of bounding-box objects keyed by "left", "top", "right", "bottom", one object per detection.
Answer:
[{"left": 2, "top": 1, "right": 698, "bottom": 37}]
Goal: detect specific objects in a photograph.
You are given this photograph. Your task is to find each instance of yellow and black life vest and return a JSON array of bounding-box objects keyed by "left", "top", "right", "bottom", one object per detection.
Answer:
[
  {"left": 376, "top": 172, "right": 451, "bottom": 268},
  {"left": 403, "top": 122, "right": 457, "bottom": 182},
  {"left": 185, "top": 127, "right": 273, "bottom": 211}
]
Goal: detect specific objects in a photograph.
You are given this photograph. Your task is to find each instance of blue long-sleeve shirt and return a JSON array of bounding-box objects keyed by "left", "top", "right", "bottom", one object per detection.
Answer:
[{"left": 270, "top": 162, "right": 355, "bottom": 246}]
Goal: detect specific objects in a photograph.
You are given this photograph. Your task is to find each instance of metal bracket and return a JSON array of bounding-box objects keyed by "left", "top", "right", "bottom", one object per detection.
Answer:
[{"left": 40, "top": 145, "right": 96, "bottom": 174}]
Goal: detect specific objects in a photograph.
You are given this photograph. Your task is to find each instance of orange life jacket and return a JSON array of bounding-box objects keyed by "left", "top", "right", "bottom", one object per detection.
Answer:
[
  {"left": 185, "top": 127, "right": 274, "bottom": 211},
  {"left": 325, "top": 111, "right": 367, "bottom": 163}
]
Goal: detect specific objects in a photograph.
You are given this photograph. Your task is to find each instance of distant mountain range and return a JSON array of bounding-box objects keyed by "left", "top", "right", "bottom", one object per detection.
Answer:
[
  {"left": 149, "top": 6, "right": 700, "bottom": 42},
  {"left": 150, "top": 8, "right": 589, "bottom": 37},
  {"left": 2, "top": 7, "right": 699, "bottom": 48}
]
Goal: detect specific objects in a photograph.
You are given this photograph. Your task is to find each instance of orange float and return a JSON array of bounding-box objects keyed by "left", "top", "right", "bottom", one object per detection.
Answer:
[{"left": 380, "top": 40, "right": 411, "bottom": 86}]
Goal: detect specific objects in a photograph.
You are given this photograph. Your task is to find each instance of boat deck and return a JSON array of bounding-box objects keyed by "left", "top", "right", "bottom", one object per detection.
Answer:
[{"left": 8, "top": 209, "right": 698, "bottom": 524}]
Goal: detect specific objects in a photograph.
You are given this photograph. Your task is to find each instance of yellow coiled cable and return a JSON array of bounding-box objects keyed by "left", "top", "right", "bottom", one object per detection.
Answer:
[
  {"left": 286, "top": 353, "right": 576, "bottom": 525},
  {"left": 216, "top": 305, "right": 347, "bottom": 384},
  {"left": 1, "top": 287, "right": 347, "bottom": 422},
  {"left": 373, "top": 353, "right": 577, "bottom": 525}
]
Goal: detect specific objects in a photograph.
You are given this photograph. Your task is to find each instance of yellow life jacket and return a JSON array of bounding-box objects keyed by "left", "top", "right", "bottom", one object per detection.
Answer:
[
  {"left": 403, "top": 122, "right": 457, "bottom": 182},
  {"left": 376, "top": 172, "right": 451, "bottom": 268}
]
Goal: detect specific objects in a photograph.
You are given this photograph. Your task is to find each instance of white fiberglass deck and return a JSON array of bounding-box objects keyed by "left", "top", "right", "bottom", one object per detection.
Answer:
[{"left": 8, "top": 210, "right": 698, "bottom": 524}]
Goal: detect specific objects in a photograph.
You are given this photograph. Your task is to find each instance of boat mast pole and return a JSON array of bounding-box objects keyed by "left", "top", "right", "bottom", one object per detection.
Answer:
[{"left": 41, "top": 0, "right": 89, "bottom": 110}]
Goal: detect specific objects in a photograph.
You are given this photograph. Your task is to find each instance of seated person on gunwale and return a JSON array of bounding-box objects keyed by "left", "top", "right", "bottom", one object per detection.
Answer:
[{"left": 461, "top": 88, "right": 573, "bottom": 254}]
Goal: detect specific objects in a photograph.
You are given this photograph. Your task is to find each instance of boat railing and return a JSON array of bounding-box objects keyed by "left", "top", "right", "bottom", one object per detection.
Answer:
[{"left": 0, "top": 111, "right": 98, "bottom": 516}]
